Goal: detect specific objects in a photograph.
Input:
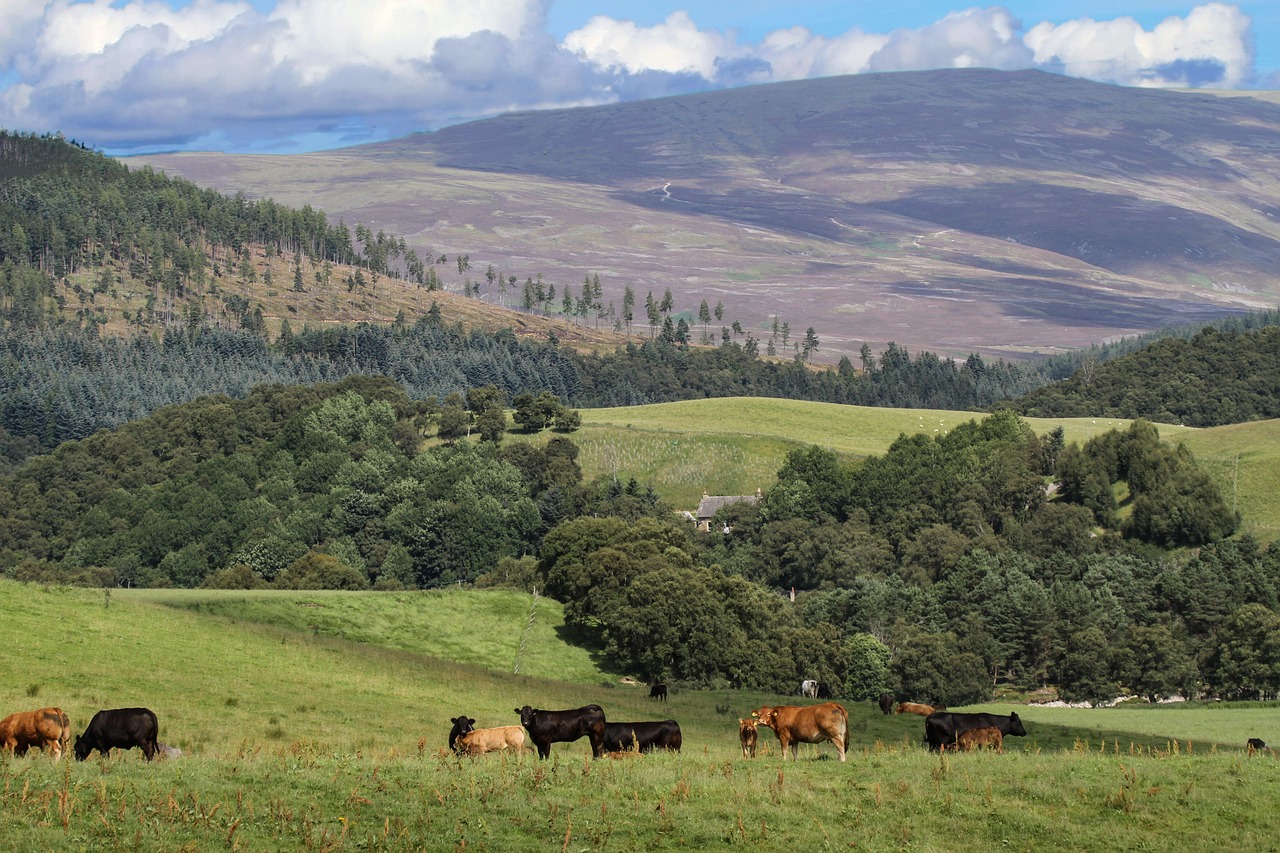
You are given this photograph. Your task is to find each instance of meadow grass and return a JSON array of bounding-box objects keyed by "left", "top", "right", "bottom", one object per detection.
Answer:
[
  {"left": 1176, "top": 418, "right": 1280, "bottom": 541},
  {"left": 563, "top": 399, "right": 1280, "bottom": 539},
  {"left": 127, "top": 587, "right": 617, "bottom": 686},
  {"left": 3, "top": 580, "right": 1279, "bottom": 850}
]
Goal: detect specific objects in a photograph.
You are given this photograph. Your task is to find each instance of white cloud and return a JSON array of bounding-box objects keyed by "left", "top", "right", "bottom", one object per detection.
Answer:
[
  {"left": 1025, "top": 2, "right": 1254, "bottom": 88},
  {"left": 563, "top": 11, "right": 739, "bottom": 79},
  {"left": 0, "top": 1, "right": 1260, "bottom": 153},
  {"left": 866, "top": 7, "right": 1034, "bottom": 72},
  {"left": 755, "top": 26, "right": 887, "bottom": 80}
]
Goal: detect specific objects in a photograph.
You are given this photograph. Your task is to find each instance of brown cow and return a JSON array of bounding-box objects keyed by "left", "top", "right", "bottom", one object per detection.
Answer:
[
  {"left": 896, "top": 702, "right": 937, "bottom": 717},
  {"left": 0, "top": 707, "right": 71, "bottom": 760},
  {"left": 957, "top": 726, "right": 1003, "bottom": 752},
  {"left": 738, "top": 718, "right": 758, "bottom": 758},
  {"left": 751, "top": 702, "right": 848, "bottom": 762},
  {"left": 456, "top": 726, "right": 528, "bottom": 756}
]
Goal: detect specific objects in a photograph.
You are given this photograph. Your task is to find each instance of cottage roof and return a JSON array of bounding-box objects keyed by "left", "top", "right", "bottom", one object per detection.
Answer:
[{"left": 696, "top": 490, "right": 761, "bottom": 519}]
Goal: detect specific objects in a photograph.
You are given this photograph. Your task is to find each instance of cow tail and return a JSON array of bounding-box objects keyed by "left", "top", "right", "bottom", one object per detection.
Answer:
[{"left": 840, "top": 705, "right": 850, "bottom": 754}]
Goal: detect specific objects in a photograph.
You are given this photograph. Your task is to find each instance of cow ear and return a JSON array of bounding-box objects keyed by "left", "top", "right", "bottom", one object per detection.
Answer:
[{"left": 451, "top": 717, "right": 459, "bottom": 725}]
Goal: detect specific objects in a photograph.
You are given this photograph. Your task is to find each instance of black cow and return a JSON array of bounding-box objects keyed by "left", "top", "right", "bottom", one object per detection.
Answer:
[
  {"left": 924, "top": 711, "right": 1026, "bottom": 752},
  {"left": 1247, "top": 737, "right": 1268, "bottom": 753},
  {"left": 601, "top": 720, "right": 682, "bottom": 753},
  {"left": 815, "top": 682, "right": 833, "bottom": 700},
  {"left": 74, "top": 708, "right": 159, "bottom": 761},
  {"left": 649, "top": 683, "right": 668, "bottom": 702},
  {"left": 878, "top": 693, "right": 895, "bottom": 716},
  {"left": 515, "top": 704, "right": 606, "bottom": 759},
  {"left": 449, "top": 715, "right": 476, "bottom": 752}
]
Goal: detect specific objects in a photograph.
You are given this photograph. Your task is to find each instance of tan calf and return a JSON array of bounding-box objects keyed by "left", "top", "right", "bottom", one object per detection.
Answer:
[
  {"left": 957, "top": 726, "right": 1003, "bottom": 752},
  {"left": 738, "top": 718, "right": 758, "bottom": 758},
  {"left": 456, "top": 726, "right": 527, "bottom": 756}
]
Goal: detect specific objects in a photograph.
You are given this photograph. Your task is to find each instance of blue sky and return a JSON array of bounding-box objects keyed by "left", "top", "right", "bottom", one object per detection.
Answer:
[{"left": 0, "top": 1, "right": 1274, "bottom": 155}]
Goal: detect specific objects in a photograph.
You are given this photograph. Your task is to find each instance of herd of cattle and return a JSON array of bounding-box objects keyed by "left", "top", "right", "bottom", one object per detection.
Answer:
[
  {"left": 4, "top": 695, "right": 1269, "bottom": 763},
  {"left": 447, "top": 691, "right": 1026, "bottom": 762}
]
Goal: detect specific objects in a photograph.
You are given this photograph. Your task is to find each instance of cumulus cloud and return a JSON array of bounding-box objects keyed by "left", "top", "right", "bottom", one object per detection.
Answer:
[
  {"left": 563, "top": 11, "right": 739, "bottom": 79},
  {"left": 866, "top": 7, "right": 1034, "bottom": 72},
  {"left": 1025, "top": 2, "right": 1254, "bottom": 88},
  {"left": 0, "top": 1, "right": 1260, "bottom": 154}
]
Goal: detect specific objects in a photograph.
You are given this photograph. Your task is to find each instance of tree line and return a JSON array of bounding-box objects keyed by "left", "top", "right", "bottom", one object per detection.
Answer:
[
  {"left": 2, "top": 375, "right": 1274, "bottom": 702},
  {"left": 1012, "top": 325, "right": 1280, "bottom": 426}
]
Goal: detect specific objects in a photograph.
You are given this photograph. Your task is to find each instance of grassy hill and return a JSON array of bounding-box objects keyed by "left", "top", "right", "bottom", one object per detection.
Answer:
[
  {"left": 2, "top": 579, "right": 1277, "bottom": 850},
  {"left": 135, "top": 69, "right": 1280, "bottom": 362},
  {"left": 569, "top": 398, "right": 1129, "bottom": 507},
  {"left": 542, "top": 397, "right": 1280, "bottom": 540}
]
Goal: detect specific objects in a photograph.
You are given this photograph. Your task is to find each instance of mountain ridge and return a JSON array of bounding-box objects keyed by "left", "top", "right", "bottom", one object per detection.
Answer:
[{"left": 135, "top": 69, "right": 1280, "bottom": 361}]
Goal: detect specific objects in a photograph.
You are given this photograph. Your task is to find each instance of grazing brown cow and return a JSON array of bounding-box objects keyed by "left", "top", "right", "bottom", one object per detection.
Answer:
[
  {"left": 0, "top": 707, "right": 70, "bottom": 760},
  {"left": 896, "top": 702, "right": 937, "bottom": 717},
  {"left": 738, "top": 718, "right": 758, "bottom": 758},
  {"left": 957, "top": 726, "right": 1003, "bottom": 752},
  {"left": 456, "top": 726, "right": 527, "bottom": 756},
  {"left": 752, "top": 702, "right": 848, "bottom": 762}
]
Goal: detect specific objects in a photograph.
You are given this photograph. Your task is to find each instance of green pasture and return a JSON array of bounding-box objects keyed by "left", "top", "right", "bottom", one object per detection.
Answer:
[
  {"left": 1176, "top": 418, "right": 1280, "bottom": 542},
  {"left": 127, "top": 587, "right": 616, "bottom": 686},
  {"left": 566, "top": 399, "right": 1280, "bottom": 531},
  {"left": 2, "top": 580, "right": 1279, "bottom": 850}
]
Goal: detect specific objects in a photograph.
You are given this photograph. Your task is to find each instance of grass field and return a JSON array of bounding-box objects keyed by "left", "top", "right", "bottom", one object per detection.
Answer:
[
  {"left": 560, "top": 399, "right": 1280, "bottom": 541},
  {"left": 572, "top": 398, "right": 1168, "bottom": 509},
  {"left": 2, "top": 581, "right": 1278, "bottom": 850}
]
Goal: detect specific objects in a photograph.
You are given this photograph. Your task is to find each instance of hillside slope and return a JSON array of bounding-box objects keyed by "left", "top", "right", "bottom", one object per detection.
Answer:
[{"left": 136, "top": 69, "right": 1280, "bottom": 361}]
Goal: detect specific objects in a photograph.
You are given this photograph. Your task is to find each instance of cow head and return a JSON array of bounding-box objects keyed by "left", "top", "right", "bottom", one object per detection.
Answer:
[
  {"left": 738, "top": 718, "right": 757, "bottom": 734},
  {"left": 448, "top": 716, "right": 475, "bottom": 752},
  {"left": 515, "top": 705, "right": 537, "bottom": 727},
  {"left": 749, "top": 707, "right": 778, "bottom": 730},
  {"left": 73, "top": 735, "right": 91, "bottom": 761},
  {"left": 1007, "top": 712, "right": 1026, "bottom": 737}
]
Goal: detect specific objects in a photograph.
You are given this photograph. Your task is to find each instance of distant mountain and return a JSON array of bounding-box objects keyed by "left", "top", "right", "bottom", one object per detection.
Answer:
[{"left": 136, "top": 69, "right": 1280, "bottom": 361}]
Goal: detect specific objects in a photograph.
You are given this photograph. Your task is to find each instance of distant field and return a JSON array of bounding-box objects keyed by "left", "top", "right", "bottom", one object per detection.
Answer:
[
  {"left": 1176, "top": 418, "right": 1280, "bottom": 542},
  {"left": 559, "top": 398, "right": 1279, "bottom": 539}
]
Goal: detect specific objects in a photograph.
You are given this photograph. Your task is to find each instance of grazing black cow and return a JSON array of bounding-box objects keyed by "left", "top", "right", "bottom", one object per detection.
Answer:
[
  {"left": 815, "top": 682, "right": 833, "bottom": 700},
  {"left": 74, "top": 708, "right": 159, "bottom": 761},
  {"left": 601, "top": 720, "right": 682, "bottom": 753},
  {"left": 878, "top": 693, "right": 895, "bottom": 716},
  {"left": 515, "top": 704, "right": 606, "bottom": 759},
  {"left": 449, "top": 715, "right": 476, "bottom": 752},
  {"left": 924, "top": 711, "right": 1026, "bottom": 752},
  {"left": 1247, "top": 737, "right": 1267, "bottom": 754},
  {"left": 649, "top": 683, "right": 668, "bottom": 702}
]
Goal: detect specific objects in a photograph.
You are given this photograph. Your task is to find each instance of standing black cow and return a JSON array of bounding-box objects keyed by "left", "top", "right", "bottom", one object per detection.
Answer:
[
  {"left": 815, "top": 682, "right": 833, "bottom": 700},
  {"left": 878, "top": 693, "right": 896, "bottom": 716},
  {"left": 448, "top": 715, "right": 476, "bottom": 752},
  {"left": 74, "top": 708, "right": 159, "bottom": 761},
  {"left": 649, "top": 683, "right": 668, "bottom": 702},
  {"left": 515, "top": 704, "right": 606, "bottom": 759},
  {"left": 924, "top": 711, "right": 1026, "bottom": 752},
  {"left": 601, "top": 720, "right": 682, "bottom": 753}
]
